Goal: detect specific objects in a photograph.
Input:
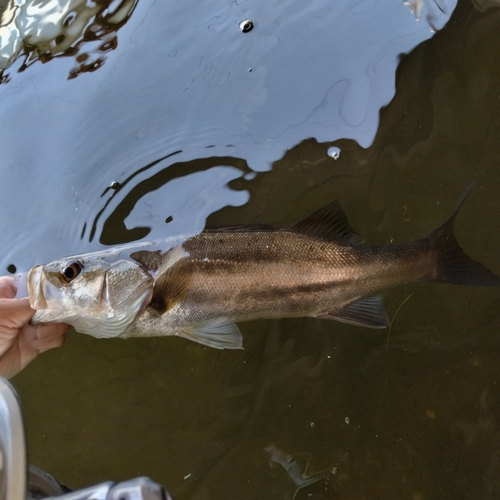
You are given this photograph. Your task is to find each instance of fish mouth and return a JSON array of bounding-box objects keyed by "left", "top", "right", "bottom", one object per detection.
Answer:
[
  {"left": 28, "top": 266, "right": 46, "bottom": 310},
  {"left": 28, "top": 266, "right": 66, "bottom": 324}
]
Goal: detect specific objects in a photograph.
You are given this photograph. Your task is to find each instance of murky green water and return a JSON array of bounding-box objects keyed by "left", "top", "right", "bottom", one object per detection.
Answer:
[{"left": 3, "top": 0, "right": 500, "bottom": 498}]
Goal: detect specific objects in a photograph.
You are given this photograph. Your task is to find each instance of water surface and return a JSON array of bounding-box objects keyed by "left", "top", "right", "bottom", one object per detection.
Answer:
[{"left": 0, "top": 0, "right": 453, "bottom": 270}]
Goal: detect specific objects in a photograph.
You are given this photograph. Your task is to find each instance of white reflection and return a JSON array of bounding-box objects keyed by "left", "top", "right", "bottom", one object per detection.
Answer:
[
  {"left": 123, "top": 166, "right": 250, "bottom": 241},
  {"left": 0, "top": 0, "right": 137, "bottom": 80}
]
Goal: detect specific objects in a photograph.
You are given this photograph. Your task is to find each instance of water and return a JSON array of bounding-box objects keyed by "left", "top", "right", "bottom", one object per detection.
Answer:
[
  {"left": 2, "top": 0, "right": 500, "bottom": 498},
  {"left": 0, "top": 0, "right": 453, "bottom": 271}
]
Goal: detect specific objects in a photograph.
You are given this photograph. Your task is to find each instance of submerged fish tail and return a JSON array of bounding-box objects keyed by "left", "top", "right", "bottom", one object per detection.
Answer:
[{"left": 427, "top": 184, "right": 500, "bottom": 287}]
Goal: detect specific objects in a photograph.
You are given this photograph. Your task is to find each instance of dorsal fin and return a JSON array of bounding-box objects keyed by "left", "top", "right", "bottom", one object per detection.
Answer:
[{"left": 282, "top": 201, "right": 364, "bottom": 244}]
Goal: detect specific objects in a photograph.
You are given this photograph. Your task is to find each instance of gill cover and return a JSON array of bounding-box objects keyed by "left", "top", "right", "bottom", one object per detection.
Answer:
[{"left": 29, "top": 258, "right": 153, "bottom": 338}]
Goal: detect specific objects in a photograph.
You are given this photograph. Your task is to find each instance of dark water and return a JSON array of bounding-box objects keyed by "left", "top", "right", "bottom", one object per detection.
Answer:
[{"left": 2, "top": 0, "right": 500, "bottom": 498}]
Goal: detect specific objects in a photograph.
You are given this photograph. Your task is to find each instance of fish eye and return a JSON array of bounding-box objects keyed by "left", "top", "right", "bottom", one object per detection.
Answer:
[{"left": 61, "top": 261, "right": 83, "bottom": 283}]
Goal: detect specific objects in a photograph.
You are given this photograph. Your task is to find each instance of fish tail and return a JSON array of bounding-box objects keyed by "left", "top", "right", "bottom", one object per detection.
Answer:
[{"left": 428, "top": 183, "right": 500, "bottom": 286}]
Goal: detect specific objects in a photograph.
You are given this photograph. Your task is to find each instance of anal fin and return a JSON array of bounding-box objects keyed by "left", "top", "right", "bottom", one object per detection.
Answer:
[
  {"left": 318, "top": 296, "right": 389, "bottom": 329},
  {"left": 178, "top": 318, "right": 243, "bottom": 349}
]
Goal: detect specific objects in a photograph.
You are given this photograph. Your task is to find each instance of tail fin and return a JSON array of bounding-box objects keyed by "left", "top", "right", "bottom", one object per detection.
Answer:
[{"left": 429, "top": 182, "right": 500, "bottom": 286}]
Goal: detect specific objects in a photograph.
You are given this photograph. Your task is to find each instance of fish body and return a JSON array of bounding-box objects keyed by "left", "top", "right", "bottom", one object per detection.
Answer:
[{"left": 28, "top": 190, "right": 500, "bottom": 349}]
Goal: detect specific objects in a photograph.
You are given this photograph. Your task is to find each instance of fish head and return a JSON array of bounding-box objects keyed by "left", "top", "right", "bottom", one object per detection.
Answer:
[{"left": 28, "top": 256, "right": 154, "bottom": 338}]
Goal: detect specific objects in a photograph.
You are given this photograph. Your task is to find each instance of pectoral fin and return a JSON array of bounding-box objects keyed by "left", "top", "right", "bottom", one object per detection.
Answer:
[
  {"left": 178, "top": 318, "right": 243, "bottom": 349},
  {"left": 131, "top": 250, "right": 164, "bottom": 271},
  {"left": 149, "top": 246, "right": 193, "bottom": 314},
  {"left": 318, "top": 296, "right": 389, "bottom": 329}
]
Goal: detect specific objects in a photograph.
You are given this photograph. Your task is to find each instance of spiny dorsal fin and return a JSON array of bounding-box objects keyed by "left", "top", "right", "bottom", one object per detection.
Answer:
[
  {"left": 282, "top": 201, "right": 364, "bottom": 244},
  {"left": 318, "top": 296, "right": 389, "bottom": 328},
  {"left": 131, "top": 250, "right": 164, "bottom": 271}
]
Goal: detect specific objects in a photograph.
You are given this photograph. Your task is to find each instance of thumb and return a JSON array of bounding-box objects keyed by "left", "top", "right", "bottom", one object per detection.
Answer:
[
  {"left": 0, "top": 298, "right": 35, "bottom": 333},
  {"left": 0, "top": 277, "right": 17, "bottom": 299}
]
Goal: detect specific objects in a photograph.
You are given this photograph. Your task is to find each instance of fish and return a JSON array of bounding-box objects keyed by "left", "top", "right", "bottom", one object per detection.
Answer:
[{"left": 27, "top": 186, "right": 500, "bottom": 349}]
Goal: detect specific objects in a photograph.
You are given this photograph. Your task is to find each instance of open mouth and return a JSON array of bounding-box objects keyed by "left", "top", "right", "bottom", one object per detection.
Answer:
[
  {"left": 28, "top": 266, "right": 47, "bottom": 310},
  {"left": 28, "top": 266, "right": 66, "bottom": 324}
]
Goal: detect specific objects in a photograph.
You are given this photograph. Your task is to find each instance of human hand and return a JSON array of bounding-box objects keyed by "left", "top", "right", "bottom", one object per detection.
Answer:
[{"left": 0, "top": 276, "right": 68, "bottom": 378}]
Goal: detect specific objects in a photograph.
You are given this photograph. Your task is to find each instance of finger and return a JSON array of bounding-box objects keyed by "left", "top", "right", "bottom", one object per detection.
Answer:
[
  {"left": 0, "top": 277, "right": 17, "bottom": 299},
  {"left": 32, "top": 323, "right": 68, "bottom": 352},
  {"left": 35, "top": 323, "right": 69, "bottom": 340},
  {"left": 0, "top": 298, "right": 35, "bottom": 332},
  {"left": 0, "top": 300, "right": 35, "bottom": 359},
  {"left": 32, "top": 333, "right": 66, "bottom": 353},
  {"left": 0, "top": 331, "right": 39, "bottom": 379}
]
